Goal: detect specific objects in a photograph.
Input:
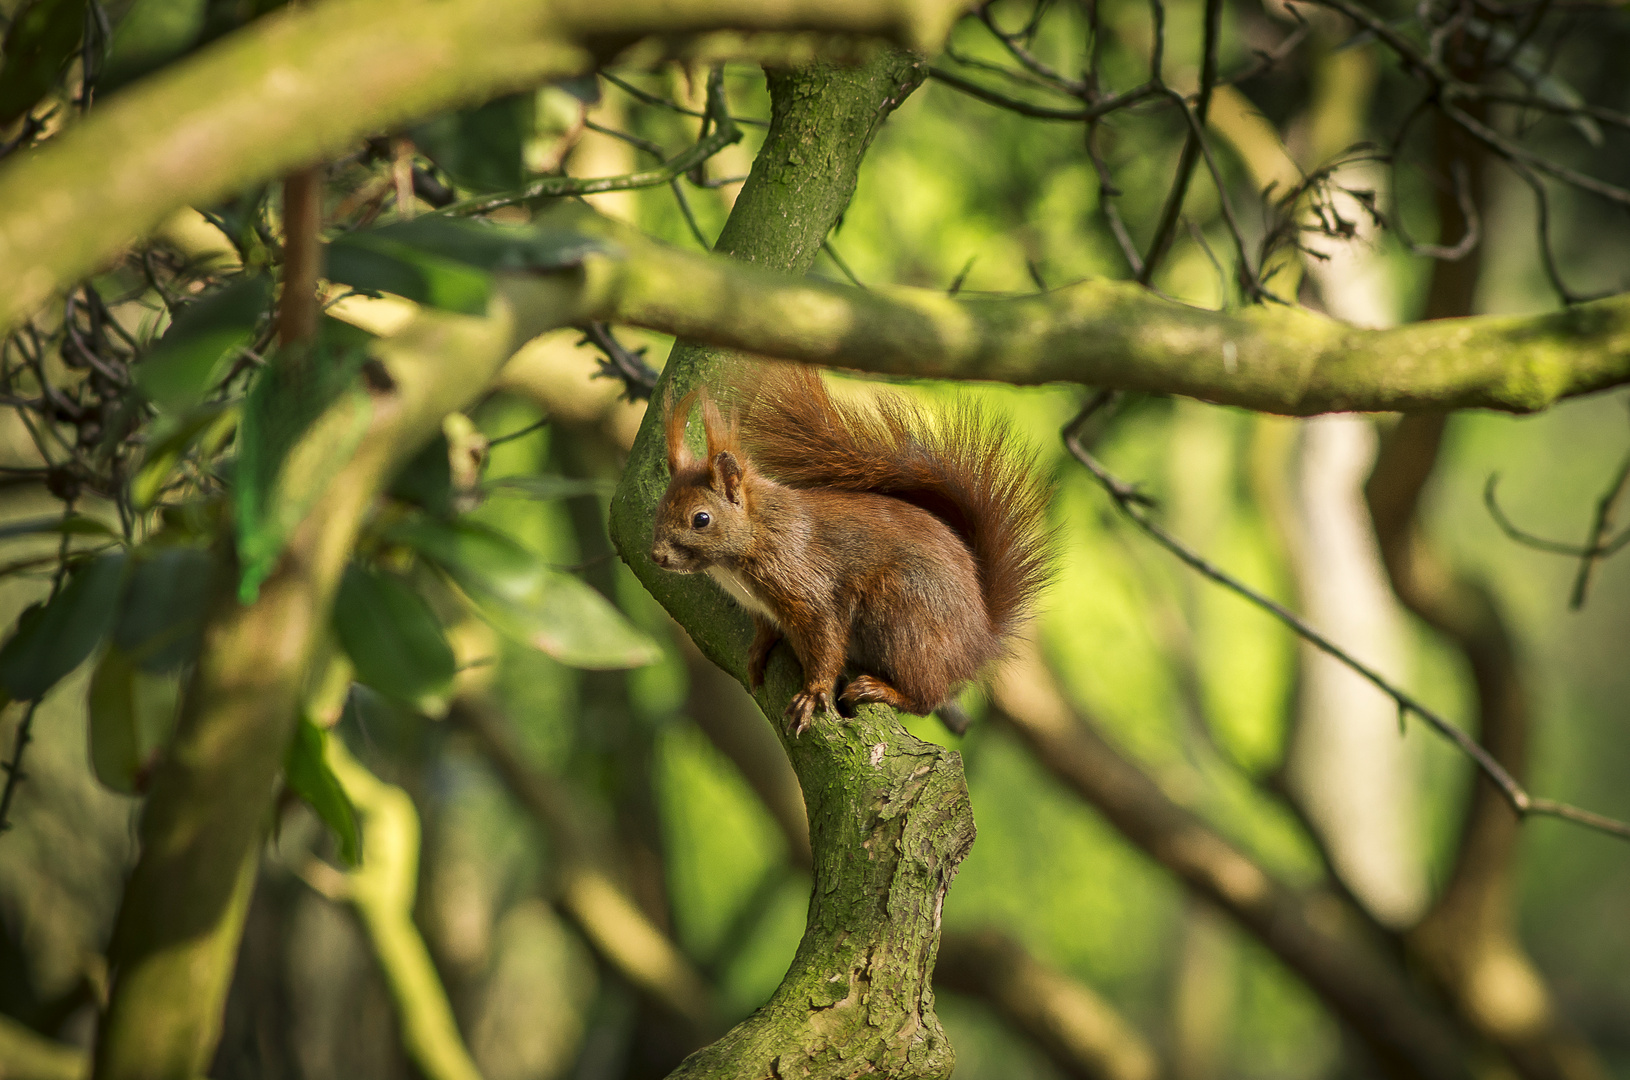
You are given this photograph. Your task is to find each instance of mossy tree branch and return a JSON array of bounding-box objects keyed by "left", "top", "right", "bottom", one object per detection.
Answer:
[
  {"left": 605, "top": 53, "right": 977, "bottom": 1080},
  {"left": 91, "top": 299, "right": 529, "bottom": 1080},
  {"left": 550, "top": 221, "right": 1630, "bottom": 415},
  {"left": 0, "top": 0, "right": 963, "bottom": 333}
]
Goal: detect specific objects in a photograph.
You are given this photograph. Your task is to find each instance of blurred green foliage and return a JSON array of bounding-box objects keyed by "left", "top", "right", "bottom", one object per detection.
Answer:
[{"left": 0, "top": 0, "right": 1628, "bottom": 1076}]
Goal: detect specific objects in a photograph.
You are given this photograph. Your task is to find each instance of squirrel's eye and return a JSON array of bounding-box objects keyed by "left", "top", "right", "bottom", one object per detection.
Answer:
[{"left": 691, "top": 511, "right": 711, "bottom": 529}]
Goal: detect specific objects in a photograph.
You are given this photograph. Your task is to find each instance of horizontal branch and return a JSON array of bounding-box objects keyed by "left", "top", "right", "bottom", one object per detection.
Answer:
[
  {"left": 0, "top": 0, "right": 962, "bottom": 332},
  {"left": 555, "top": 213, "right": 1630, "bottom": 415}
]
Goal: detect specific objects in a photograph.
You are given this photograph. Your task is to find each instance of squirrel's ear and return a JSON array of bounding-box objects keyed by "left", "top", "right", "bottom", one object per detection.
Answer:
[
  {"left": 699, "top": 388, "right": 740, "bottom": 457},
  {"left": 665, "top": 388, "right": 698, "bottom": 472},
  {"left": 711, "top": 451, "right": 745, "bottom": 506}
]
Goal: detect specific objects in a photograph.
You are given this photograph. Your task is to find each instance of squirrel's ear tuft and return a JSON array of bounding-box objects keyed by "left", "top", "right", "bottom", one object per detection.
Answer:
[
  {"left": 699, "top": 387, "right": 740, "bottom": 457},
  {"left": 711, "top": 451, "right": 745, "bottom": 506},
  {"left": 665, "top": 387, "right": 698, "bottom": 473}
]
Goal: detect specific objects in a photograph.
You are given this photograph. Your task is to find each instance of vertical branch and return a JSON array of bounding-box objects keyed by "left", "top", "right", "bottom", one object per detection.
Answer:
[
  {"left": 279, "top": 166, "right": 324, "bottom": 349},
  {"left": 607, "top": 52, "right": 982, "bottom": 1080},
  {"left": 1138, "top": 0, "right": 1224, "bottom": 284}
]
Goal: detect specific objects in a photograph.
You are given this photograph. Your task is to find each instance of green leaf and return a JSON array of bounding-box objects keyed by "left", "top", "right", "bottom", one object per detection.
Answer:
[
  {"left": 412, "top": 93, "right": 534, "bottom": 194},
  {"left": 284, "top": 717, "right": 360, "bottom": 866},
  {"left": 325, "top": 214, "right": 612, "bottom": 313},
  {"left": 384, "top": 517, "right": 542, "bottom": 597},
  {"left": 332, "top": 564, "right": 455, "bottom": 711},
  {"left": 136, "top": 276, "right": 271, "bottom": 413},
  {"left": 235, "top": 318, "right": 374, "bottom": 601},
  {"left": 325, "top": 238, "right": 492, "bottom": 315},
  {"left": 481, "top": 569, "right": 663, "bottom": 670},
  {"left": 0, "top": 553, "right": 126, "bottom": 701},
  {"left": 0, "top": 0, "right": 85, "bottom": 125},
  {"left": 114, "top": 545, "right": 214, "bottom": 672},
  {"left": 87, "top": 645, "right": 179, "bottom": 795},
  {"left": 0, "top": 514, "right": 118, "bottom": 541},
  {"left": 387, "top": 518, "right": 660, "bottom": 670},
  {"left": 387, "top": 432, "right": 454, "bottom": 517},
  {"left": 100, "top": 0, "right": 208, "bottom": 94}
]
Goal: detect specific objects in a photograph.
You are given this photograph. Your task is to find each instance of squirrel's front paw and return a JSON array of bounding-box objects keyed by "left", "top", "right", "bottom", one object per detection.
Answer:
[{"left": 784, "top": 687, "right": 834, "bottom": 736}]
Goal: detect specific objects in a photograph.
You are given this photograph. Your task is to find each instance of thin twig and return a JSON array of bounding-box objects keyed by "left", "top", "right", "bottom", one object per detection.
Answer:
[
  {"left": 445, "top": 76, "right": 741, "bottom": 217},
  {"left": 1063, "top": 398, "right": 1630, "bottom": 844}
]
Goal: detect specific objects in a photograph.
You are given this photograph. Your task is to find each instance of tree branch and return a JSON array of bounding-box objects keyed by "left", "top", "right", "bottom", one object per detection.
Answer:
[
  {"left": 605, "top": 53, "right": 979, "bottom": 1080},
  {"left": 322, "top": 735, "right": 484, "bottom": 1080},
  {"left": 450, "top": 696, "right": 717, "bottom": 1033},
  {"left": 550, "top": 213, "right": 1630, "bottom": 415},
  {"left": 935, "top": 928, "right": 1160, "bottom": 1080},
  {"left": 0, "top": 0, "right": 964, "bottom": 333},
  {"left": 1367, "top": 417, "right": 1610, "bottom": 1080},
  {"left": 988, "top": 635, "right": 1471, "bottom": 1080},
  {"left": 92, "top": 303, "right": 524, "bottom": 1080}
]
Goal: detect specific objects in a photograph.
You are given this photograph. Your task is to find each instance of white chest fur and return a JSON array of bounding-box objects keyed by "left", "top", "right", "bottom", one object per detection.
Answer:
[{"left": 707, "top": 566, "right": 781, "bottom": 627}]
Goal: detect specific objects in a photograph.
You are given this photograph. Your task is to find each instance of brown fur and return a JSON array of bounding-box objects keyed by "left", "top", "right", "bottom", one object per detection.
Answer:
[{"left": 650, "top": 368, "right": 1051, "bottom": 734}]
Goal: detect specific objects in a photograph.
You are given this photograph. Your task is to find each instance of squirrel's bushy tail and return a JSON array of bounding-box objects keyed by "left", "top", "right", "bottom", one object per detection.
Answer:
[{"left": 741, "top": 364, "right": 1051, "bottom": 639}]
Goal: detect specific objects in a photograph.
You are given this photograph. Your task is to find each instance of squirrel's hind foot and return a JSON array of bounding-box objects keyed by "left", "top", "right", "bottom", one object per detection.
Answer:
[
  {"left": 784, "top": 687, "right": 834, "bottom": 737},
  {"left": 840, "top": 674, "right": 930, "bottom": 715}
]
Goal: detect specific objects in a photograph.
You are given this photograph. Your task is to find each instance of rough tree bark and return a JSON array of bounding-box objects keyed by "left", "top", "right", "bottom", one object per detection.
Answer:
[
  {"left": 606, "top": 53, "right": 978, "bottom": 1079},
  {"left": 0, "top": 0, "right": 962, "bottom": 332}
]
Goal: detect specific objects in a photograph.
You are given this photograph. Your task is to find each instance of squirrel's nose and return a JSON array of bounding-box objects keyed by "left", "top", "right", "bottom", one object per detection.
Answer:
[{"left": 650, "top": 548, "right": 668, "bottom": 568}]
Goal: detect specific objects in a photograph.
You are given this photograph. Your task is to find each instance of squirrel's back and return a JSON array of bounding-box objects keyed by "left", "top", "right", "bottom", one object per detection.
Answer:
[{"left": 740, "top": 364, "right": 1051, "bottom": 640}]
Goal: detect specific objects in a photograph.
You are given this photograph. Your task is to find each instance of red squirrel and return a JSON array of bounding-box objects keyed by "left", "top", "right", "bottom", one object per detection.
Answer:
[{"left": 649, "top": 365, "right": 1051, "bottom": 735}]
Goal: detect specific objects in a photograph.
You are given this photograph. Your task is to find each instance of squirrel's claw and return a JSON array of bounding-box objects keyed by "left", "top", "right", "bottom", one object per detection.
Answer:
[{"left": 784, "top": 688, "right": 834, "bottom": 736}]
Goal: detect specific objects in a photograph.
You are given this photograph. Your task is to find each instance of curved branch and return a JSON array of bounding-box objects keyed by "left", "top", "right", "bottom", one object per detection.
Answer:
[
  {"left": 450, "top": 696, "right": 717, "bottom": 1031},
  {"left": 935, "top": 929, "right": 1160, "bottom": 1080},
  {"left": 323, "top": 736, "right": 484, "bottom": 1080},
  {"left": 92, "top": 304, "right": 522, "bottom": 1080},
  {"left": 0, "top": 0, "right": 964, "bottom": 333},
  {"left": 1367, "top": 416, "right": 1611, "bottom": 1080},
  {"left": 988, "top": 635, "right": 1471, "bottom": 1080}
]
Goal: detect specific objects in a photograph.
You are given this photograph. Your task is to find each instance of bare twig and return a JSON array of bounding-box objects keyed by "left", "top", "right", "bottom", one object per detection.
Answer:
[{"left": 1062, "top": 398, "right": 1630, "bottom": 843}]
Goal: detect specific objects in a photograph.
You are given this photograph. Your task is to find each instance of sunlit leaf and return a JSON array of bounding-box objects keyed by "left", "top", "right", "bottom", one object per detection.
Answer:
[
  {"left": 87, "top": 645, "right": 179, "bottom": 795},
  {"left": 0, "top": 553, "right": 126, "bottom": 701},
  {"left": 386, "top": 517, "right": 660, "bottom": 669},
  {"left": 136, "top": 276, "right": 271, "bottom": 413},
  {"left": 114, "top": 545, "right": 214, "bottom": 672},
  {"left": 324, "top": 239, "right": 492, "bottom": 315},
  {"left": 235, "top": 318, "right": 374, "bottom": 601},
  {"left": 0, "top": 0, "right": 84, "bottom": 125},
  {"left": 332, "top": 564, "right": 455, "bottom": 711},
  {"left": 384, "top": 517, "right": 541, "bottom": 597},
  {"left": 473, "top": 568, "right": 663, "bottom": 670},
  {"left": 284, "top": 716, "right": 360, "bottom": 866}
]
